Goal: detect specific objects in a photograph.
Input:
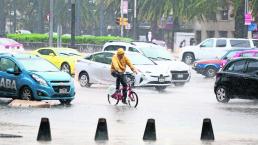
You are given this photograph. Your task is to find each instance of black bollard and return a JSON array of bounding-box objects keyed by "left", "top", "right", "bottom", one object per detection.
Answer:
[
  {"left": 95, "top": 118, "right": 108, "bottom": 140},
  {"left": 201, "top": 118, "right": 215, "bottom": 140},
  {"left": 143, "top": 119, "right": 156, "bottom": 141},
  {"left": 37, "top": 118, "right": 51, "bottom": 141}
]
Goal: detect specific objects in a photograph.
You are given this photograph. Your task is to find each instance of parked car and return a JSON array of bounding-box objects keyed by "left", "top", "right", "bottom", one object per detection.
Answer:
[
  {"left": 0, "top": 38, "right": 24, "bottom": 53},
  {"left": 75, "top": 51, "right": 172, "bottom": 90},
  {"left": 102, "top": 41, "right": 191, "bottom": 86},
  {"left": 179, "top": 38, "right": 257, "bottom": 64},
  {"left": 0, "top": 53, "right": 75, "bottom": 104},
  {"left": 193, "top": 48, "right": 255, "bottom": 77},
  {"left": 33, "top": 47, "right": 82, "bottom": 75},
  {"left": 214, "top": 57, "right": 258, "bottom": 103}
]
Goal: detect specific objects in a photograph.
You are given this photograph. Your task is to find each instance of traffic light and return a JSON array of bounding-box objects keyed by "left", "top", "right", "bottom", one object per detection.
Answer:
[
  {"left": 115, "top": 17, "right": 128, "bottom": 26},
  {"left": 116, "top": 17, "right": 122, "bottom": 25}
]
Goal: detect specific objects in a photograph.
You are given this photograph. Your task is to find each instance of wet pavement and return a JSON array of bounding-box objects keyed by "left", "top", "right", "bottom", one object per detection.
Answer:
[{"left": 1, "top": 69, "right": 258, "bottom": 145}]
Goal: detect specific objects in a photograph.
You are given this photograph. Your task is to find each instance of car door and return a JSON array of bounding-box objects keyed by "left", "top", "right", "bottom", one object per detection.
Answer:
[
  {"left": 101, "top": 52, "right": 115, "bottom": 83},
  {"left": 243, "top": 59, "right": 258, "bottom": 99},
  {"left": 198, "top": 39, "right": 216, "bottom": 59},
  {"left": 0, "top": 57, "right": 19, "bottom": 97},
  {"left": 224, "top": 60, "right": 247, "bottom": 98},
  {"left": 87, "top": 53, "right": 110, "bottom": 84}
]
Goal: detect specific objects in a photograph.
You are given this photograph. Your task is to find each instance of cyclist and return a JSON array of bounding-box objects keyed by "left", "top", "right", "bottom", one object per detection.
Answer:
[{"left": 111, "top": 48, "right": 137, "bottom": 104}]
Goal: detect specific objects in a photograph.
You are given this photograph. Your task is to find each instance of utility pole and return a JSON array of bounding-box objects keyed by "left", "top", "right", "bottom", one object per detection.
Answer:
[
  {"left": 133, "top": 0, "right": 137, "bottom": 40},
  {"left": 76, "top": 0, "right": 81, "bottom": 35},
  {"left": 49, "top": 0, "right": 54, "bottom": 47},
  {"left": 120, "top": 0, "right": 124, "bottom": 37},
  {"left": 0, "top": 0, "right": 5, "bottom": 36},
  {"left": 99, "top": 0, "right": 104, "bottom": 36},
  {"left": 71, "top": 0, "right": 76, "bottom": 48}
]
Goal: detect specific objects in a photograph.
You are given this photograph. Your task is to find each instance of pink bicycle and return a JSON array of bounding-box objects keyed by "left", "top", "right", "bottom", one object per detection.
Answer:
[{"left": 107, "top": 73, "right": 138, "bottom": 107}]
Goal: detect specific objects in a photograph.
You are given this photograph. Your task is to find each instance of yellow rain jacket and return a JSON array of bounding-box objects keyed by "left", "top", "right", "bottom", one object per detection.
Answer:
[{"left": 111, "top": 54, "right": 135, "bottom": 73}]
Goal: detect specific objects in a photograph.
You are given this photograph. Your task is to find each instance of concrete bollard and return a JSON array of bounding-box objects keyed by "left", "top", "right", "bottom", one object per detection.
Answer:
[
  {"left": 95, "top": 118, "right": 108, "bottom": 140},
  {"left": 201, "top": 118, "right": 214, "bottom": 141},
  {"left": 143, "top": 119, "right": 156, "bottom": 141},
  {"left": 37, "top": 118, "right": 52, "bottom": 141}
]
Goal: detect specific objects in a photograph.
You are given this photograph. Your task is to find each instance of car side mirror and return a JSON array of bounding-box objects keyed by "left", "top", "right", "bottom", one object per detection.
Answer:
[
  {"left": 7, "top": 68, "right": 20, "bottom": 75},
  {"left": 49, "top": 53, "right": 55, "bottom": 56}
]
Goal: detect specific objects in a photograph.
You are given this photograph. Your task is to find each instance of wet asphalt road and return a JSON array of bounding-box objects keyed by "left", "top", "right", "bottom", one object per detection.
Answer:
[{"left": 1, "top": 69, "right": 258, "bottom": 145}]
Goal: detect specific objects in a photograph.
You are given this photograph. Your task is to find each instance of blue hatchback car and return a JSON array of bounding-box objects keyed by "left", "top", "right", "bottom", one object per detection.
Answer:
[{"left": 0, "top": 53, "right": 75, "bottom": 104}]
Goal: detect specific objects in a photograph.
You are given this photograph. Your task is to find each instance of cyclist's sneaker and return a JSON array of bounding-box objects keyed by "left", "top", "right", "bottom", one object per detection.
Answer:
[{"left": 122, "top": 98, "right": 127, "bottom": 104}]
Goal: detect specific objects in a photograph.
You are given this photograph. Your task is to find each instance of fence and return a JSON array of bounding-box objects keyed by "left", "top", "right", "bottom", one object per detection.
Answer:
[{"left": 21, "top": 42, "right": 103, "bottom": 53}]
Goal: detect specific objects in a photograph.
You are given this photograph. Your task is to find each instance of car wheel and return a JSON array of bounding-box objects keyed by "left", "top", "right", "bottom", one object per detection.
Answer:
[
  {"left": 59, "top": 99, "right": 72, "bottom": 105},
  {"left": 61, "top": 63, "right": 71, "bottom": 75},
  {"left": 174, "top": 82, "right": 185, "bottom": 86},
  {"left": 183, "top": 53, "right": 195, "bottom": 65},
  {"left": 215, "top": 86, "right": 230, "bottom": 103},
  {"left": 79, "top": 72, "right": 91, "bottom": 87},
  {"left": 20, "top": 86, "right": 34, "bottom": 100},
  {"left": 155, "top": 86, "right": 167, "bottom": 91},
  {"left": 205, "top": 66, "right": 217, "bottom": 78}
]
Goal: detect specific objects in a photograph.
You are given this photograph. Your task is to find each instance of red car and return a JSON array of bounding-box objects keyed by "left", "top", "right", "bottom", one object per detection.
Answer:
[{"left": 0, "top": 38, "right": 24, "bottom": 53}]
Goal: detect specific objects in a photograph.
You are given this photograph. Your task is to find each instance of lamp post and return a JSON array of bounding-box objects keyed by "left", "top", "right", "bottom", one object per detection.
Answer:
[
  {"left": 49, "top": 0, "right": 54, "bottom": 47},
  {"left": 133, "top": 0, "right": 137, "bottom": 40},
  {"left": 71, "top": 0, "right": 76, "bottom": 48}
]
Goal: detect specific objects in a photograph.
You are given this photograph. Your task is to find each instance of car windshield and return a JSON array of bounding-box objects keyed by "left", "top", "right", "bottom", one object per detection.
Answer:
[
  {"left": 19, "top": 58, "right": 59, "bottom": 72},
  {"left": 0, "top": 38, "right": 17, "bottom": 44},
  {"left": 221, "top": 50, "right": 243, "bottom": 59},
  {"left": 127, "top": 53, "right": 155, "bottom": 65},
  {"left": 138, "top": 46, "right": 172, "bottom": 60},
  {"left": 55, "top": 49, "right": 81, "bottom": 56}
]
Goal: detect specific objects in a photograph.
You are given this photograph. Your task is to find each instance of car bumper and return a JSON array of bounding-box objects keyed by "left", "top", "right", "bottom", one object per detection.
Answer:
[
  {"left": 170, "top": 71, "right": 191, "bottom": 83},
  {"left": 32, "top": 83, "right": 75, "bottom": 100},
  {"left": 135, "top": 75, "right": 172, "bottom": 87}
]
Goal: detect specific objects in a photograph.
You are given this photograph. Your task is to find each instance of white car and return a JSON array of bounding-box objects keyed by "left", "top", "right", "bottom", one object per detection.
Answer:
[
  {"left": 75, "top": 51, "right": 172, "bottom": 90},
  {"left": 102, "top": 41, "right": 191, "bottom": 86},
  {"left": 179, "top": 38, "right": 257, "bottom": 64}
]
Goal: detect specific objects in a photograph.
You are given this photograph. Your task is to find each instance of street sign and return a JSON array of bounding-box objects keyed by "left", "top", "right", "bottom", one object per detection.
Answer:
[
  {"left": 245, "top": 13, "right": 252, "bottom": 25},
  {"left": 122, "top": 0, "right": 128, "bottom": 14}
]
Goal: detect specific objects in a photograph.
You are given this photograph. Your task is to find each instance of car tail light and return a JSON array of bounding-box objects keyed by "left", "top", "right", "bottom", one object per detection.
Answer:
[
  {"left": 5, "top": 46, "right": 9, "bottom": 49},
  {"left": 215, "top": 73, "right": 221, "bottom": 81}
]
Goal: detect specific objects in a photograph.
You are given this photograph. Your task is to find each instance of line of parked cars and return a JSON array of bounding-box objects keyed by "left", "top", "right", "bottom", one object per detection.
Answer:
[
  {"left": 0, "top": 38, "right": 191, "bottom": 104},
  {"left": 184, "top": 38, "right": 258, "bottom": 103}
]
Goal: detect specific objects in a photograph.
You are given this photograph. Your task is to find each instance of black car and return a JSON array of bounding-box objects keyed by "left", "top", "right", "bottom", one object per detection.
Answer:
[{"left": 214, "top": 57, "right": 258, "bottom": 103}]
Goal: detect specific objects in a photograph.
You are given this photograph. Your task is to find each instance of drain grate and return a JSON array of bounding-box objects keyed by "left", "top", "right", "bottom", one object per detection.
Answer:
[{"left": 0, "top": 134, "right": 22, "bottom": 138}]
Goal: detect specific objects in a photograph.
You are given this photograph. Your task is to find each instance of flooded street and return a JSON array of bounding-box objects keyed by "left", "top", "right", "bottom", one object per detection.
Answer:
[{"left": 1, "top": 70, "right": 258, "bottom": 145}]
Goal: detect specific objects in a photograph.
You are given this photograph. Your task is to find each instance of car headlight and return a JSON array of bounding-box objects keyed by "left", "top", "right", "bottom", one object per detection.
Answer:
[{"left": 31, "top": 74, "right": 48, "bottom": 86}]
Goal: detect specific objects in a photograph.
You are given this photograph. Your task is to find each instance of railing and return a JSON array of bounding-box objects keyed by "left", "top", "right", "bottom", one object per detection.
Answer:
[{"left": 21, "top": 42, "right": 103, "bottom": 53}]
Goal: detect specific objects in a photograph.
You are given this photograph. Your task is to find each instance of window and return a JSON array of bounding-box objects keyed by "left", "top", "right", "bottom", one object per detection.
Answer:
[
  {"left": 38, "top": 49, "right": 55, "bottom": 55},
  {"left": 220, "top": 10, "right": 228, "bottom": 20},
  {"left": 225, "top": 60, "right": 246, "bottom": 73},
  {"left": 92, "top": 53, "right": 106, "bottom": 64},
  {"left": 104, "top": 45, "right": 126, "bottom": 51},
  {"left": 207, "top": 31, "right": 215, "bottom": 38},
  {"left": 103, "top": 53, "right": 114, "bottom": 64},
  {"left": 219, "top": 31, "right": 228, "bottom": 37},
  {"left": 241, "top": 52, "right": 255, "bottom": 57},
  {"left": 216, "top": 39, "right": 227, "bottom": 47},
  {"left": 200, "top": 39, "right": 214, "bottom": 48},
  {"left": 207, "top": 12, "right": 216, "bottom": 21},
  {"left": 0, "top": 58, "right": 19, "bottom": 72},
  {"left": 128, "top": 47, "right": 139, "bottom": 52},
  {"left": 230, "top": 40, "right": 251, "bottom": 47},
  {"left": 246, "top": 60, "right": 258, "bottom": 73},
  {"left": 253, "top": 40, "right": 258, "bottom": 48}
]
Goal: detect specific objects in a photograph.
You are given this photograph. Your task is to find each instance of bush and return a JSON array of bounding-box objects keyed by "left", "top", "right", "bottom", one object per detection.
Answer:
[{"left": 6, "top": 34, "right": 133, "bottom": 45}]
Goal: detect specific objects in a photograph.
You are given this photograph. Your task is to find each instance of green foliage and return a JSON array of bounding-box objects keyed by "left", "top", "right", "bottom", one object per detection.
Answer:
[{"left": 6, "top": 34, "right": 132, "bottom": 45}]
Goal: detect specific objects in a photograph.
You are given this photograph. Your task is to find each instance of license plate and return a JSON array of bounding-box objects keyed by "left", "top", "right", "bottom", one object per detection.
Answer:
[
  {"left": 159, "top": 78, "right": 165, "bottom": 82},
  {"left": 177, "top": 74, "right": 184, "bottom": 78},
  {"left": 59, "top": 88, "right": 68, "bottom": 94}
]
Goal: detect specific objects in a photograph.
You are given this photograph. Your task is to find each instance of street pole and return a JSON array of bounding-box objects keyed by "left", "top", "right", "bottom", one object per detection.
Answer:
[
  {"left": 120, "top": 0, "right": 124, "bottom": 37},
  {"left": 245, "top": 0, "right": 252, "bottom": 39},
  {"left": 99, "top": 0, "right": 104, "bottom": 36},
  {"left": 49, "top": 0, "right": 54, "bottom": 47},
  {"left": 133, "top": 0, "right": 137, "bottom": 40},
  {"left": 0, "top": 0, "right": 5, "bottom": 36},
  {"left": 13, "top": 0, "right": 17, "bottom": 33},
  {"left": 71, "top": 0, "right": 76, "bottom": 48},
  {"left": 76, "top": 0, "right": 81, "bottom": 35}
]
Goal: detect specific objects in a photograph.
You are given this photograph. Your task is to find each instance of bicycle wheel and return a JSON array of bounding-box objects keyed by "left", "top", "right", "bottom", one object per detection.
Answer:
[
  {"left": 107, "top": 94, "right": 119, "bottom": 105},
  {"left": 127, "top": 91, "right": 138, "bottom": 108}
]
